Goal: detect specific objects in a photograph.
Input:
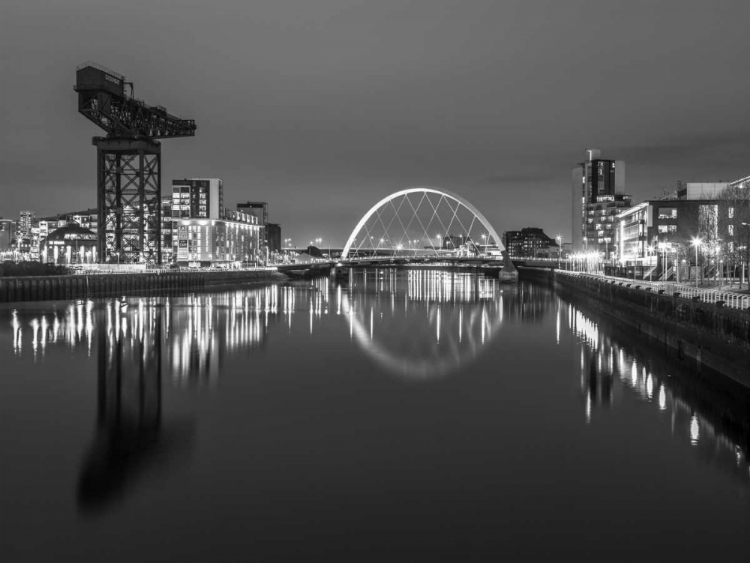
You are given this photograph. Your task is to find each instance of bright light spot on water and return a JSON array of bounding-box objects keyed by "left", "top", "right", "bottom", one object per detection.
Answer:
[
  {"left": 690, "top": 415, "right": 700, "bottom": 445},
  {"left": 658, "top": 386, "right": 666, "bottom": 410}
]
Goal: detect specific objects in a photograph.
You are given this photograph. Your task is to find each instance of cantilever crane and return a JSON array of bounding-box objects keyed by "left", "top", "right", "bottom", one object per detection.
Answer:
[{"left": 75, "top": 62, "right": 196, "bottom": 264}]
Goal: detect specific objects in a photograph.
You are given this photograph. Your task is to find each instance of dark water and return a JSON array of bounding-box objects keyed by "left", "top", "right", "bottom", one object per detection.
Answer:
[{"left": 1, "top": 269, "right": 749, "bottom": 562}]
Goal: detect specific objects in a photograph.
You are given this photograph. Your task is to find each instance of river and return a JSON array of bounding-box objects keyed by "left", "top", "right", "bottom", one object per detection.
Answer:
[{"left": 1, "top": 269, "right": 749, "bottom": 561}]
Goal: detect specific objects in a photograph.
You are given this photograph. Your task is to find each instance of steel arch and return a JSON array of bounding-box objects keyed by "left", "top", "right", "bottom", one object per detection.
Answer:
[{"left": 341, "top": 186, "right": 505, "bottom": 260}]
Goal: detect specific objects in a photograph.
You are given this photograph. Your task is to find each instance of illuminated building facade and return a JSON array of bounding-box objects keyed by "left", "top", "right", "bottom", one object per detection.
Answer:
[
  {"left": 42, "top": 224, "right": 98, "bottom": 264},
  {"left": 572, "top": 149, "right": 630, "bottom": 257},
  {"left": 237, "top": 201, "right": 267, "bottom": 225},
  {"left": 161, "top": 196, "right": 173, "bottom": 264},
  {"left": 175, "top": 210, "right": 260, "bottom": 266},
  {"left": 172, "top": 178, "right": 224, "bottom": 220},
  {"left": 19, "top": 210, "right": 35, "bottom": 239},
  {"left": 172, "top": 178, "right": 224, "bottom": 260},
  {"left": 0, "top": 219, "right": 16, "bottom": 253},
  {"left": 237, "top": 202, "right": 281, "bottom": 257},
  {"left": 504, "top": 228, "right": 559, "bottom": 259},
  {"left": 614, "top": 197, "right": 725, "bottom": 279}
]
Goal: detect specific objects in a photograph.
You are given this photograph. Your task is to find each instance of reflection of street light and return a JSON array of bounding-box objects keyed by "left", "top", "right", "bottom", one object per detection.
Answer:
[{"left": 691, "top": 237, "right": 702, "bottom": 287}]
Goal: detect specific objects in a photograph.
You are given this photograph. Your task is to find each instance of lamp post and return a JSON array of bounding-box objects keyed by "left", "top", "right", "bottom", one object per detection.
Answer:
[
  {"left": 691, "top": 237, "right": 702, "bottom": 287},
  {"left": 555, "top": 235, "right": 562, "bottom": 269}
]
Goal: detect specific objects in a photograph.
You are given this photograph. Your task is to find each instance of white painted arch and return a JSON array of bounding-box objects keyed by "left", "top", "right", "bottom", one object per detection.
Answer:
[{"left": 341, "top": 186, "right": 505, "bottom": 260}]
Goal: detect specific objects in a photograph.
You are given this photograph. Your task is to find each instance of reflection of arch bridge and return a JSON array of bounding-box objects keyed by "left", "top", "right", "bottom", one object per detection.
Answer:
[
  {"left": 342, "top": 270, "right": 505, "bottom": 380},
  {"left": 340, "top": 187, "right": 511, "bottom": 268}
]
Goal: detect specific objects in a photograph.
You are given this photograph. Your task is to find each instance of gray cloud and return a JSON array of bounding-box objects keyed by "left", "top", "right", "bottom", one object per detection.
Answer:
[{"left": 2, "top": 0, "right": 750, "bottom": 243}]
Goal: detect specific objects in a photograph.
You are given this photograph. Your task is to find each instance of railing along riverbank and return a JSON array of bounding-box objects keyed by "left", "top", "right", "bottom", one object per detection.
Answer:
[
  {"left": 565, "top": 272, "right": 750, "bottom": 311},
  {"left": 0, "top": 268, "right": 287, "bottom": 303}
]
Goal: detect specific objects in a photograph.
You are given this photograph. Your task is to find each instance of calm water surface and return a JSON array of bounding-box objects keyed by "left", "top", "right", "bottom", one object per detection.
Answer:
[{"left": 1, "top": 269, "right": 749, "bottom": 562}]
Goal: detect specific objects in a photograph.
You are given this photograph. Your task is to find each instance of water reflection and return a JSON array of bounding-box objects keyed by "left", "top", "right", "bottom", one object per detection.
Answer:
[
  {"left": 78, "top": 302, "right": 195, "bottom": 514},
  {"left": 343, "top": 269, "right": 504, "bottom": 379},
  {"left": 568, "top": 300, "right": 750, "bottom": 485},
  {"left": 3, "top": 274, "right": 749, "bottom": 503}
]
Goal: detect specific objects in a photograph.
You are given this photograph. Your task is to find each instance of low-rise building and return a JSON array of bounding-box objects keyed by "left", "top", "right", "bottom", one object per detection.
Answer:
[
  {"left": 174, "top": 211, "right": 261, "bottom": 267},
  {"left": 0, "top": 219, "right": 15, "bottom": 253},
  {"left": 612, "top": 183, "right": 745, "bottom": 280},
  {"left": 504, "top": 228, "right": 559, "bottom": 259},
  {"left": 42, "top": 224, "right": 98, "bottom": 264}
]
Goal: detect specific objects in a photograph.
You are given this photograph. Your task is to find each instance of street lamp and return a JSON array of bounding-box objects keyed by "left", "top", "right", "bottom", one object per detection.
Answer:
[
  {"left": 555, "top": 235, "right": 562, "bottom": 268},
  {"left": 691, "top": 237, "right": 702, "bottom": 287}
]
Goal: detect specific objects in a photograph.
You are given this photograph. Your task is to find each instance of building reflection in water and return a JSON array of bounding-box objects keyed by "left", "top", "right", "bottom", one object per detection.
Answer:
[
  {"left": 567, "top": 300, "right": 750, "bottom": 486},
  {"left": 5, "top": 275, "right": 749, "bottom": 494},
  {"left": 9, "top": 300, "right": 96, "bottom": 359},
  {"left": 167, "top": 289, "right": 277, "bottom": 386},
  {"left": 341, "top": 269, "right": 505, "bottom": 380}
]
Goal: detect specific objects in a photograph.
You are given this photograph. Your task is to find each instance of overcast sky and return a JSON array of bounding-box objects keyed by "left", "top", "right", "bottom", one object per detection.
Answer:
[{"left": 2, "top": 0, "right": 749, "bottom": 245}]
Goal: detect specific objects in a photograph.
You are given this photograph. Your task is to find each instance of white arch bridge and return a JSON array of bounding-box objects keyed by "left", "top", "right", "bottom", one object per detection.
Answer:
[{"left": 339, "top": 187, "right": 508, "bottom": 264}]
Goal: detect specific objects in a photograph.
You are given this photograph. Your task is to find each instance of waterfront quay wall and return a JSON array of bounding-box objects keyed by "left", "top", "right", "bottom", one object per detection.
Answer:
[
  {"left": 518, "top": 267, "right": 750, "bottom": 387},
  {"left": 0, "top": 270, "right": 287, "bottom": 304}
]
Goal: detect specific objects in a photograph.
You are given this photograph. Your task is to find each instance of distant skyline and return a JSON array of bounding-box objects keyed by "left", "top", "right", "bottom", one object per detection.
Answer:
[{"left": 2, "top": 0, "right": 750, "bottom": 245}]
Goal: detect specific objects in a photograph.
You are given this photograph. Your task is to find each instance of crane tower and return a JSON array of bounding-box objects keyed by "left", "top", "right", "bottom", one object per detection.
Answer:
[{"left": 74, "top": 62, "right": 196, "bottom": 264}]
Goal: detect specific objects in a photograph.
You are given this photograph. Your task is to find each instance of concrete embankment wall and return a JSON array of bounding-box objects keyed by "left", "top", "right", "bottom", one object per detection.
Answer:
[
  {"left": 0, "top": 270, "right": 288, "bottom": 304},
  {"left": 518, "top": 267, "right": 750, "bottom": 387}
]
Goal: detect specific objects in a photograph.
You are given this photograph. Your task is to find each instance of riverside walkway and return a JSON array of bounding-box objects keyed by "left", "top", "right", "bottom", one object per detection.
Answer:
[{"left": 554, "top": 270, "right": 750, "bottom": 311}]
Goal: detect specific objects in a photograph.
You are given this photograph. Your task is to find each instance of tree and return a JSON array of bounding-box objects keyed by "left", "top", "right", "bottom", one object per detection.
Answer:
[{"left": 718, "top": 184, "right": 750, "bottom": 287}]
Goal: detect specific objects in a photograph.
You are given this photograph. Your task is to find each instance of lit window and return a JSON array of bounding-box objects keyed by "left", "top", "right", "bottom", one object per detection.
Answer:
[
  {"left": 728, "top": 225, "right": 734, "bottom": 236},
  {"left": 729, "top": 207, "right": 735, "bottom": 218},
  {"left": 658, "top": 208, "right": 677, "bottom": 219}
]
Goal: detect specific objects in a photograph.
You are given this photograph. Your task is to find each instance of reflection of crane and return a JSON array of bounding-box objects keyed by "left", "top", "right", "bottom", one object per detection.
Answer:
[
  {"left": 77, "top": 302, "right": 194, "bottom": 514},
  {"left": 74, "top": 62, "right": 197, "bottom": 264}
]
